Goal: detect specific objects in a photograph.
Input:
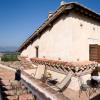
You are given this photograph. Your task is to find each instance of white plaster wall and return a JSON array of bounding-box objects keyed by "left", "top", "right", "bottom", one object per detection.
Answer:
[
  {"left": 21, "top": 47, "right": 28, "bottom": 57},
  {"left": 21, "top": 14, "right": 73, "bottom": 61},
  {"left": 68, "top": 77, "right": 80, "bottom": 90},
  {"left": 21, "top": 39, "right": 39, "bottom": 58},
  {"left": 21, "top": 12, "right": 100, "bottom": 61},
  {"left": 70, "top": 12, "right": 100, "bottom": 61},
  {"left": 24, "top": 67, "right": 66, "bottom": 82},
  {"left": 39, "top": 15, "right": 73, "bottom": 61},
  {"left": 68, "top": 74, "right": 91, "bottom": 91},
  {"left": 47, "top": 70, "right": 66, "bottom": 82},
  {"left": 81, "top": 74, "right": 91, "bottom": 84}
]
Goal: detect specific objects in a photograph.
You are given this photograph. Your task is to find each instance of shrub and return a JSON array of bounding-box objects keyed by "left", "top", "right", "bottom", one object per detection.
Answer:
[{"left": 1, "top": 53, "right": 19, "bottom": 61}]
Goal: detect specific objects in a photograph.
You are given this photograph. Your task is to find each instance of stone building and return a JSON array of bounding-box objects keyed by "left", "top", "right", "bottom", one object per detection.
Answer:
[{"left": 17, "top": 2, "right": 100, "bottom": 63}]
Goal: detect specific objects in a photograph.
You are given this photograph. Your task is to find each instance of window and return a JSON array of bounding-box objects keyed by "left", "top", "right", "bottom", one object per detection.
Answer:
[{"left": 35, "top": 46, "right": 39, "bottom": 58}]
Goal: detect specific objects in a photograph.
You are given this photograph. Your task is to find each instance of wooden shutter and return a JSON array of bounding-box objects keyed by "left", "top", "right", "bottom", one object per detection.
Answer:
[
  {"left": 97, "top": 45, "right": 100, "bottom": 63},
  {"left": 89, "top": 44, "right": 100, "bottom": 63}
]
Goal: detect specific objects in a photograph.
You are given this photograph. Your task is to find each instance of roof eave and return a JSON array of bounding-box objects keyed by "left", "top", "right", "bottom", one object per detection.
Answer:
[
  {"left": 17, "top": 2, "right": 100, "bottom": 52},
  {"left": 17, "top": 4, "right": 73, "bottom": 52}
]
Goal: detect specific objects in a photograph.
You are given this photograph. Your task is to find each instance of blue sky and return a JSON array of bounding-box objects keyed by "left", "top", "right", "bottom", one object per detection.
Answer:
[{"left": 0, "top": 0, "right": 100, "bottom": 48}]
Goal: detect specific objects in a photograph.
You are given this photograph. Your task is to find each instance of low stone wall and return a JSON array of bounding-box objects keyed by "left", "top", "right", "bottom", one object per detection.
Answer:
[
  {"left": 23, "top": 66, "right": 92, "bottom": 91},
  {"left": 21, "top": 72, "right": 68, "bottom": 100},
  {"left": 68, "top": 74, "right": 91, "bottom": 91},
  {"left": 24, "top": 68, "right": 66, "bottom": 82}
]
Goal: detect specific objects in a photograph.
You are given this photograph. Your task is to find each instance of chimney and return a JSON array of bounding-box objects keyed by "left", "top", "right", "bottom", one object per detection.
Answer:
[
  {"left": 60, "top": 1, "right": 66, "bottom": 6},
  {"left": 48, "top": 12, "right": 53, "bottom": 18}
]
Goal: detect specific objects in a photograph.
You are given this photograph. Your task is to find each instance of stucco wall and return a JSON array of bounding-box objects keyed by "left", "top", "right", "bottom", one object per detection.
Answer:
[
  {"left": 47, "top": 70, "right": 66, "bottom": 82},
  {"left": 70, "top": 12, "right": 100, "bottom": 61},
  {"left": 21, "top": 14, "right": 73, "bottom": 61},
  {"left": 21, "top": 12, "right": 100, "bottom": 61},
  {"left": 21, "top": 39, "right": 39, "bottom": 58}
]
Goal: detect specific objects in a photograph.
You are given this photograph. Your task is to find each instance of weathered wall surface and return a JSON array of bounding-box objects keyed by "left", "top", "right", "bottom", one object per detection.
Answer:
[
  {"left": 21, "top": 12, "right": 100, "bottom": 61},
  {"left": 70, "top": 12, "right": 100, "bottom": 61},
  {"left": 21, "top": 39, "right": 39, "bottom": 58}
]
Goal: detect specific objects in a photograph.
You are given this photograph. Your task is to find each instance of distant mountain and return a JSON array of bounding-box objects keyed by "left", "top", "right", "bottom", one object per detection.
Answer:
[{"left": 0, "top": 46, "right": 18, "bottom": 52}]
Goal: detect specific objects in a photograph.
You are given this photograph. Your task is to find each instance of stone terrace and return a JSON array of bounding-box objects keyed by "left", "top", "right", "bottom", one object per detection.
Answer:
[
  {"left": 0, "top": 57, "right": 100, "bottom": 100},
  {"left": 0, "top": 64, "right": 68, "bottom": 100}
]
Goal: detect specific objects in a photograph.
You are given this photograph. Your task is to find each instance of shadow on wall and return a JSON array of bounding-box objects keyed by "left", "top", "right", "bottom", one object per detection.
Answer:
[{"left": 90, "top": 94, "right": 100, "bottom": 100}]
